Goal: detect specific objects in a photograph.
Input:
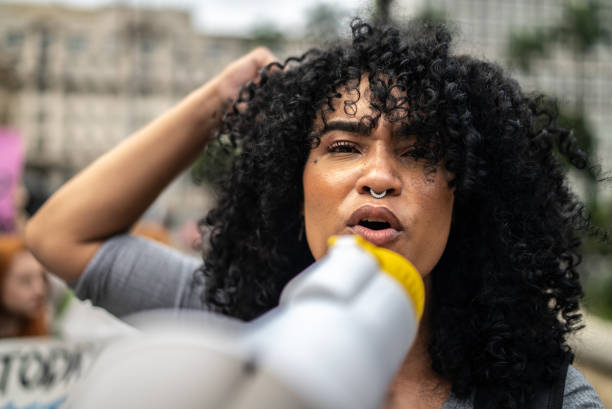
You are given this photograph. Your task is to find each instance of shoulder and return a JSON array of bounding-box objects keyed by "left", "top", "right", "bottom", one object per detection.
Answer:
[
  {"left": 74, "top": 234, "right": 204, "bottom": 315},
  {"left": 562, "top": 365, "right": 605, "bottom": 409},
  {"left": 82, "top": 233, "right": 201, "bottom": 277},
  {"left": 443, "top": 365, "right": 604, "bottom": 409}
]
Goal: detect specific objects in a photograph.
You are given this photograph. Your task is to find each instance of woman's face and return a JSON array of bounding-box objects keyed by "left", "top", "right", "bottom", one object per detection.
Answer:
[
  {"left": 2, "top": 251, "right": 47, "bottom": 319},
  {"left": 302, "top": 80, "right": 455, "bottom": 277}
]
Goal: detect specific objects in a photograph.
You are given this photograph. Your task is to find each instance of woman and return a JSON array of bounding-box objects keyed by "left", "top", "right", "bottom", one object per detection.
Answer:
[
  {"left": 0, "top": 235, "right": 48, "bottom": 337},
  {"left": 26, "top": 19, "right": 604, "bottom": 408}
]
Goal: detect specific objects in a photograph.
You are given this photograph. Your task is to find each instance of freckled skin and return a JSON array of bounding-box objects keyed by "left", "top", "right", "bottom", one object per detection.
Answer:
[{"left": 302, "top": 79, "right": 455, "bottom": 277}]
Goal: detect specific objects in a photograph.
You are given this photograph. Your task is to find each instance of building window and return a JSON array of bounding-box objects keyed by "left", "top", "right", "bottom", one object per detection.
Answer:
[
  {"left": 66, "top": 34, "right": 86, "bottom": 54},
  {"left": 36, "top": 109, "right": 46, "bottom": 125},
  {"left": 5, "top": 30, "right": 24, "bottom": 48},
  {"left": 36, "top": 131, "right": 46, "bottom": 154},
  {"left": 36, "top": 27, "right": 52, "bottom": 91},
  {"left": 104, "top": 35, "right": 118, "bottom": 56},
  {"left": 140, "top": 37, "right": 155, "bottom": 53}
]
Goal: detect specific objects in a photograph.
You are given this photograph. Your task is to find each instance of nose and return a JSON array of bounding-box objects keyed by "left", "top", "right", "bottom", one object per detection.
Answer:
[{"left": 356, "top": 145, "right": 402, "bottom": 198}]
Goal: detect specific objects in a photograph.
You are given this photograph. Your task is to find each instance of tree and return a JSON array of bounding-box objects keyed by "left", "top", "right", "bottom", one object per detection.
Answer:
[
  {"left": 508, "top": 0, "right": 610, "bottom": 207},
  {"left": 414, "top": 6, "right": 446, "bottom": 24},
  {"left": 244, "top": 22, "right": 285, "bottom": 54},
  {"left": 509, "top": 1, "right": 612, "bottom": 320},
  {"left": 373, "top": 0, "right": 394, "bottom": 25},
  {"left": 304, "top": 3, "right": 349, "bottom": 43}
]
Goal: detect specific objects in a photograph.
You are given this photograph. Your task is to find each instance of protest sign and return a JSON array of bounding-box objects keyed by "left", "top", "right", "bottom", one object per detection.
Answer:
[
  {"left": 0, "top": 338, "right": 107, "bottom": 409},
  {"left": 0, "top": 129, "right": 23, "bottom": 233}
]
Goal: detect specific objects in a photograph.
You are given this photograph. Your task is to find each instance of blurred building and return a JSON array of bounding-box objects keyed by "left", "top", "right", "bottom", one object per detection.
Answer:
[
  {"left": 399, "top": 0, "right": 612, "bottom": 193},
  {"left": 0, "top": 3, "right": 258, "bottom": 221},
  {"left": 2, "top": 0, "right": 611, "bottom": 212}
]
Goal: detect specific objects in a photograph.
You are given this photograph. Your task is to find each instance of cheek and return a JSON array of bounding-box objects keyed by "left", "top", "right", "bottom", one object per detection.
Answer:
[
  {"left": 410, "top": 185, "right": 455, "bottom": 276},
  {"left": 302, "top": 163, "right": 328, "bottom": 260},
  {"left": 429, "top": 195, "right": 454, "bottom": 266},
  {"left": 2, "top": 281, "right": 23, "bottom": 310},
  {"left": 302, "top": 158, "right": 352, "bottom": 260}
]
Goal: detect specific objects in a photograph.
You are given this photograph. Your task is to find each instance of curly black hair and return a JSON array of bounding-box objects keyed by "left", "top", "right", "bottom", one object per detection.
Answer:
[{"left": 199, "top": 19, "right": 591, "bottom": 408}]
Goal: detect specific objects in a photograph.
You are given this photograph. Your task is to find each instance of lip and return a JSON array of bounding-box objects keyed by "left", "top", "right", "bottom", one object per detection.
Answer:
[
  {"left": 347, "top": 205, "right": 403, "bottom": 230},
  {"left": 346, "top": 205, "right": 403, "bottom": 246}
]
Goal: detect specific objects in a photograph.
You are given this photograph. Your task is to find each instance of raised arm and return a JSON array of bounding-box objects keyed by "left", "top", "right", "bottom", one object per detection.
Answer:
[{"left": 25, "top": 48, "right": 277, "bottom": 283}]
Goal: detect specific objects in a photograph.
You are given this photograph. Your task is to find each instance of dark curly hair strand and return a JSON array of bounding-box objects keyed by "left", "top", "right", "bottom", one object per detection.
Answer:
[{"left": 199, "top": 19, "right": 592, "bottom": 409}]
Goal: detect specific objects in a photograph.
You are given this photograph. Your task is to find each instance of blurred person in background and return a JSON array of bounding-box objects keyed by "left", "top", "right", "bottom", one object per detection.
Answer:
[
  {"left": 0, "top": 234, "right": 133, "bottom": 339},
  {"left": 26, "top": 18, "right": 606, "bottom": 409},
  {"left": 0, "top": 235, "right": 47, "bottom": 337},
  {"left": 131, "top": 220, "right": 174, "bottom": 247}
]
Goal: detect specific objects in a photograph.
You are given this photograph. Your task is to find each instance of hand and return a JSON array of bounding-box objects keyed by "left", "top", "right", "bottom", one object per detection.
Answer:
[{"left": 210, "top": 47, "right": 278, "bottom": 104}]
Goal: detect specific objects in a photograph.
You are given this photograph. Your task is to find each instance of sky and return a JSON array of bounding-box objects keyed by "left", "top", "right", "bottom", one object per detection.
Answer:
[{"left": 0, "top": 0, "right": 428, "bottom": 37}]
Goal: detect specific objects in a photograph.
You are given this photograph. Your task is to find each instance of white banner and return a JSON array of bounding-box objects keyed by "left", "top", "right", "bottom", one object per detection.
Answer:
[{"left": 0, "top": 338, "right": 108, "bottom": 409}]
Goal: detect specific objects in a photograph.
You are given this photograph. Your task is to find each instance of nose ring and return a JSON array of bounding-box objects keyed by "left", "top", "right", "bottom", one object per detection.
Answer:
[{"left": 369, "top": 188, "right": 387, "bottom": 199}]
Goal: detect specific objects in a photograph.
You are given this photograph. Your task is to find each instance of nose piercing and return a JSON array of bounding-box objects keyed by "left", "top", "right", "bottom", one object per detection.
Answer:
[{"left": 370, "top": 188, "right": 387, "bottom": 199}]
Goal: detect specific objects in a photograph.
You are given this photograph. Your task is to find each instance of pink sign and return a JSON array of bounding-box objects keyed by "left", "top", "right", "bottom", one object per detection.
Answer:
[{"left": 0, "top": 128, "right": 24, "bottom": 232}]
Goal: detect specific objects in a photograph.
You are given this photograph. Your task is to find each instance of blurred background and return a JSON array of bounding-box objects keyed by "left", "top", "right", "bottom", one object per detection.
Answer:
[{"left": 0, "top": 0, "right": 610, "bottom": 404}]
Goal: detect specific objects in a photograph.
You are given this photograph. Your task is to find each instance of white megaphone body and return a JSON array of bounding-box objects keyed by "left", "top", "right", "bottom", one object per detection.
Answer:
[{"left": 67, "top": 235, "right": 425, "bottom": 409}]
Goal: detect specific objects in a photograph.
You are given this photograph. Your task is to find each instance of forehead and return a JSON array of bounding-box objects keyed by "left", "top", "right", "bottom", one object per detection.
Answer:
[{"left": 8, "top": 251, "right": 44, "bottom": 277}]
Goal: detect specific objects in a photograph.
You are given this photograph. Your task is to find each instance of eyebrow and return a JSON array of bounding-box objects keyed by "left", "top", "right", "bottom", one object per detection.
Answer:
[
  {"left": 320, "top": 120, "right": 371, "bottom": 137},
  {"left": 320, "top": 119, "right": 417, "bottom": 140}
]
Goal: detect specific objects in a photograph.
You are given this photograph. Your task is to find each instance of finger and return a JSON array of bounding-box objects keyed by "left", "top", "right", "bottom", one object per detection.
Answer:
[{"left": 249, "top": 46, "right": 278, "bottom": 69}]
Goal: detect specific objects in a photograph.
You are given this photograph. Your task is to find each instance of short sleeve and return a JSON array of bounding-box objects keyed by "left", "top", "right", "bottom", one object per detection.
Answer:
[
  {"left": 562, "top": 365, "right": 605, "bottom": 409},
  {"left": 441, "top": 365, "right": 604, "bottom": 409},
  {"left": 74, "top": 234, "right": 206, "bottom": 318}
]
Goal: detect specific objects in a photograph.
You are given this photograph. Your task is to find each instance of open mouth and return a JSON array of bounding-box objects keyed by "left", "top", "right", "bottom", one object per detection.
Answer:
[
  {"left": 358, "top": 219, "right": 392, "bottom": 231},
  {"left": 347, "top": 206, "right": 403, "bottom": 246}
]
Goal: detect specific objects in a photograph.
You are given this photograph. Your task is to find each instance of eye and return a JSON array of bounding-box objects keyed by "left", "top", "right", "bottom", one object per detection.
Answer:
[
  {"left": 400, "top": 144, "right": 435, "bottom": 161},
  {"left": 328, "top": 141, "right": 360, "bottom": 154},
  {"left": 400, "top": 145, "right": 422, "bottom": 159}
]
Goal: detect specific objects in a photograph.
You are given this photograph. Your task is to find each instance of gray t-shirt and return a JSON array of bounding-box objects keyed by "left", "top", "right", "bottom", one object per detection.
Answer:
[
  {"left": 75, "top": 234, "right": 205, "bottom": 317},
  {"left": 75, "top": 234, "right": 604, "bottom": 409}
]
